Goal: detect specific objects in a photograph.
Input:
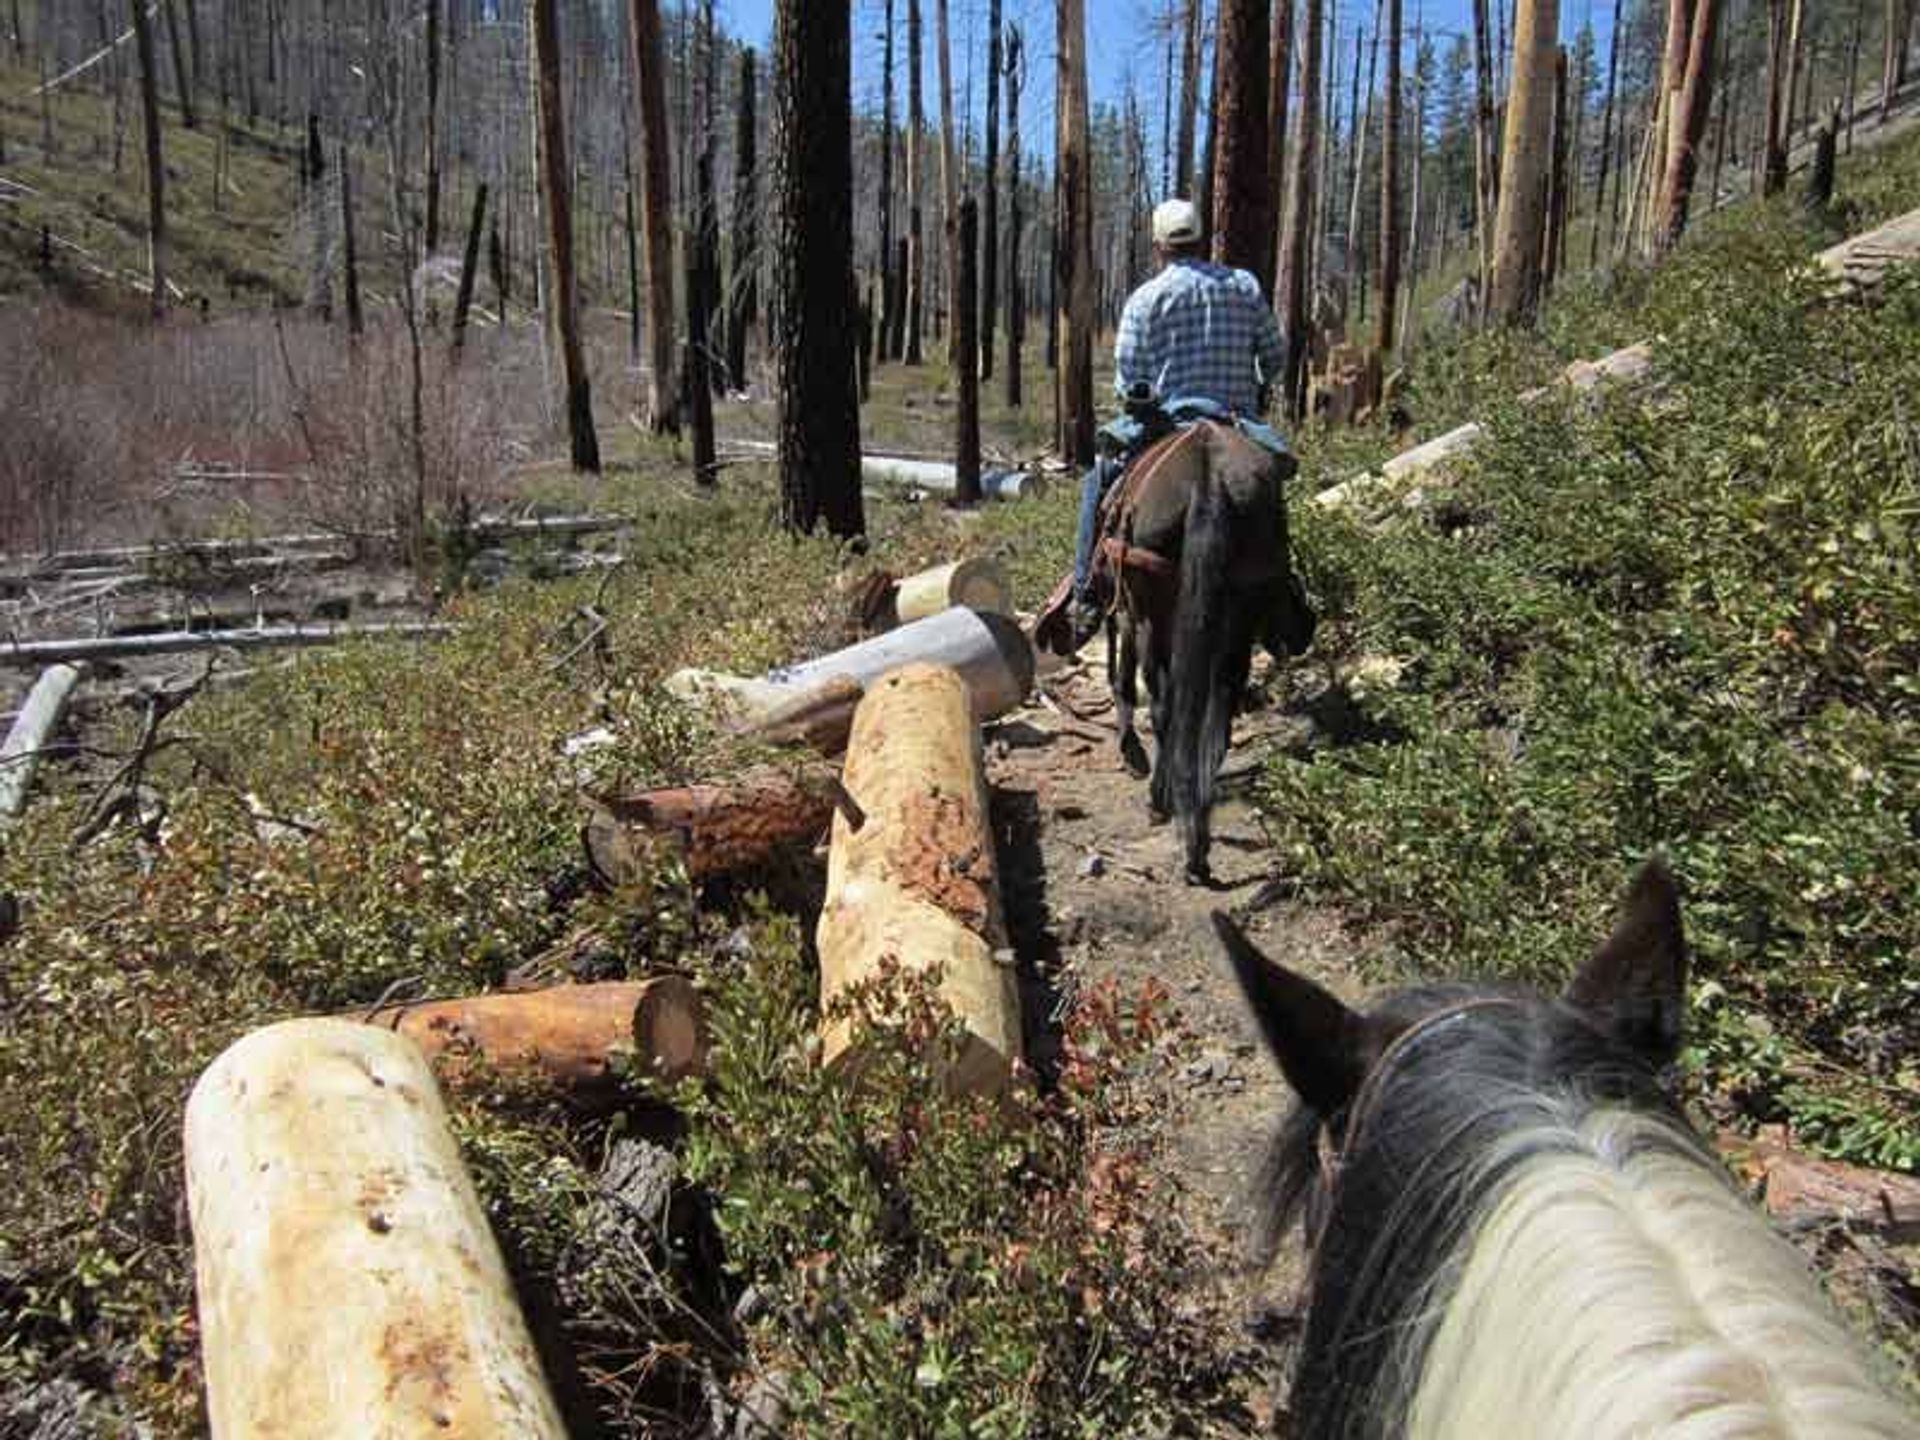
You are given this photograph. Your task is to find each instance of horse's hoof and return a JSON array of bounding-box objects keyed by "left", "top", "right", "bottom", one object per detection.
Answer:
[
  {"left": 1184, "top": 866, "right": 1213, "bottom": 888},
  {"left": 1120, "top": 734, "right": 1151, "bottom": 779},
  {"left": 1148, "top": 806, "right": 1171, "bottom": 827}
]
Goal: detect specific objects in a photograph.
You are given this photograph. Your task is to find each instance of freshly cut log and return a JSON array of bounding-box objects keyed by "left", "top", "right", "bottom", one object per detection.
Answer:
[
  {"left": 357, "top": 978, "right": 706, "bottom": 1091},
  {"left": 767, "top": 607, "right": 1033, "bottom": 719},
  {"left": 184, "top": 1020, "right": 568, "bottom": 1438},
  {"left": 892, "top": 558, "right": 1014, "bottom": 625},
  {"left": 666, "top": 608, "right": 1035, "bottom": 745},
  {"left": 587, "top": 767, "right": 840, "bottom": 884},
  {"left": 0, "top": 622, "right": 452, "bottom": 667},
  {"left": 860, "top": 454, "right": 1046, "bottom": 500},
  {"left": 0, "top": 663, "right": 82, "bottom": 821},
  {"left": 816, "top": 663, "right": 1022, "bottom": 1094}
]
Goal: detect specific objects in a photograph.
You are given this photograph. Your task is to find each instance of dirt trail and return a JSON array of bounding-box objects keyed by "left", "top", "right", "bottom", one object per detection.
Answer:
[{"left": 987, "top": 646, "right": 1369, "bottom": 1432}]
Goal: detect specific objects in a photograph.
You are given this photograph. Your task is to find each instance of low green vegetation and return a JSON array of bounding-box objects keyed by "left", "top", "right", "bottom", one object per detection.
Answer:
[{"left": 1268, "top": 143, "right": 1920, "bottom": 1171}]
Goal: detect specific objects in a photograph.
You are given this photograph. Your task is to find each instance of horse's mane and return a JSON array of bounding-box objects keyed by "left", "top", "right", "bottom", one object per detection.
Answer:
[{"left": 1261, "top": 988, "right": 1915, "bottom": 1440}]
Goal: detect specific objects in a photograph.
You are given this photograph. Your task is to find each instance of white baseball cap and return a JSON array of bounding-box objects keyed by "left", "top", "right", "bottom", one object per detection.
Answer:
[{"left": 1152, "top": 198, "right": 1202, "bottom": 246}]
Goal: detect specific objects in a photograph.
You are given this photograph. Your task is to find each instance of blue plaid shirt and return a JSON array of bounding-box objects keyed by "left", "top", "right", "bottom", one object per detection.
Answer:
[{"left": 1113, "top": 258, "right": 1284, "bottom": 416}]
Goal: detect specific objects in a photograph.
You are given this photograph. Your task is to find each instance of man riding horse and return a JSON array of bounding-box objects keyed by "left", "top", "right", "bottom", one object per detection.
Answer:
[
  {"left": 1037, "top": 199, "right": 1315, "bottom": 885},
  {"left": 1038, "top": 197, "right": 1296, "bottom": 653}
]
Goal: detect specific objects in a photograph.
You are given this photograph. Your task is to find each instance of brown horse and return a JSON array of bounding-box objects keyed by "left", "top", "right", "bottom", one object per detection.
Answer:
[{"left": 1098, "top": 419, "right": 1315, "bottom": 884}]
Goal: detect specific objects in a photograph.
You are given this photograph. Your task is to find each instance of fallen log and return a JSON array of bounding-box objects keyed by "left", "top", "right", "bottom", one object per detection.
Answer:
[
  {"left": 184, "top": 1020, "right": 568, "bottom": 1437},
  {"left": 0, "top": 664, "right": 83, "bottom": 821},
  {"left": 860, "top": 454, "right": 1046, "bottom": 501},
  {"left": 587, "top": 766, "right": 841, "bottom": 884},
  {"left": 737, "top": 675, "right": 866, "bottom": 752},
  {"left": 667, "top": 609, "right": 1034, "bottom": 751},
  {"left": 892, "top": 558, "right": 1014, "bottom": 626},
  {"left": 816, "top": 663, "right": 1022, "bottom": 1094},
  {"left": 357, "top": 978, "right": 706, "bottom": 1091},
  {"left": 1814, "top": 205, "right": 1920, "bottom": 299},
  {"left": 1721, "top": 1130, "right": 1920, "bottom": 1241},
  {"left": 767, "top": 607, "right": 1033, "bottom": 719},
  {"left": 0, "top": 621, "right": 452, "bottom": 667}
]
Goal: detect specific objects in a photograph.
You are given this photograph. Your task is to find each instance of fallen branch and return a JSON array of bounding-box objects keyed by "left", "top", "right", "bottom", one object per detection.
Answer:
[
  {"left": 0, "top": 621, "right": 452, "bottom": 667},
  {"left": 0, "top": 664, "right": 84, "bottom": 823}
]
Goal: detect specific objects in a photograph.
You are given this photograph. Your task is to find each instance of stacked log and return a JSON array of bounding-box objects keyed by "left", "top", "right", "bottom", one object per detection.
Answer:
[
  {"left": 184, "top": 1020, "right": 569, "bottom": 1436},
  {"left": 0, "top": 663, "right": 82, "bottom": 821},
  {"left": 815, "top": 663, "right": 1022, "bottom": 1095},
  {"left": 892, "top": 559, "right": 1013, "bottom": 626}
]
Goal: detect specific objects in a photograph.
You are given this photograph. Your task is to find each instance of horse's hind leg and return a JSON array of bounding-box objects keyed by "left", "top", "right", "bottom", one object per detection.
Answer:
[{"left": 1113, "top": 615, "right": 1150, "bottom": 779}]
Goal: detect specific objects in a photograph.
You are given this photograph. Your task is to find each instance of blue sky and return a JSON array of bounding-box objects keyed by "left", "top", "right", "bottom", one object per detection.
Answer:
[{"left": 714, "top": 0, "right": 1620, "bottom": 122}]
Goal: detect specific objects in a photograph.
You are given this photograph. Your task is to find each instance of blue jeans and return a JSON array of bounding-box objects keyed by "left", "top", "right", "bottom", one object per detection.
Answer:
[{"left": 1073, "top": 456, "right": 1121, "bottom": 598}]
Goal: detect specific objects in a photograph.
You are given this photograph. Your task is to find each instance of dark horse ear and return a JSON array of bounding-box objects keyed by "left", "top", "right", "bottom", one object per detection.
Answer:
[
  {"left": 1212, "top": 911, "right": 1370, "bottom": 1114},
  {"left": 1566, "top": 860, "right": 1689, "bottom": 1066}
]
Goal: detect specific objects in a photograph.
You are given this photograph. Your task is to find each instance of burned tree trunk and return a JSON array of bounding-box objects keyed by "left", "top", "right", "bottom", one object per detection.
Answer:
[
  {"left": 1175, "top": 0, "right": 1202, "bottom": 193},
  {"left": 1655, "top": 0, "right": 1723, "bottom": 253},
  {"left": 628, "top": 0, "right": 679, "bottom": 433},
  {"left": 773, "top": 0, "right": 864, "bottom": 538},
  {"left": 879, "top": 0, "right": 897, "bottom": 364},
  {"left": 1763, "top": 0, "right": 1791, "bottom": 195},
  {"left": 130, "top": 0, "right": 167, "bottom": 319},
  {"left": 1375, "top": 0, "right": 1403, "bottom": 359},
  {"left": 424, "top": 0, "right": 442, "bottom": 254},
  {"left": 531, "top": 0, "right": 600, "bottom": 473},
  {"left": 906, "top": 0, "right": 926, "bottom": 365},
  {"left": 1266, "top": 0, "right": 1296, "bottom": 295},
  {"left": 341, "top": 143, "right": 363, "bottom": 337},
  {"left": 1589, "top": 0, "right": 1624, "bottom": 266},
  {"left": 982, "top": 0, "right": 1002, "bottom": 383},
  {"left": 935, "top": 0, "right": 961, "bottom": 367},
  {"left": 727, "top": 48, "right": 759, "bottom": 393},
  {"left": 451, "top": 182, "right": 488, "bottom": 357},
  {"left": 1486, "top": 0, "right": 1559, "bottom": 327},
  {"left": 1472, "top": 0, "right": 1501, "bottom": 311},
  {"left": 1212, "top": 0, "right": 1274, "bottom": 273},
  {"left": 1277, "top": 0, "right": 1324, "bottom": 417},
  {"left": 955, "top": 197, "right": 982, "bottom": 504},
  {"left": 1004, "top": 24, "right": 1025, "bottom": 409},
  {"left": 161, "top": 0, "right": 196, "bottom": 129},
  {"left": 1056, "top": 0, "right": 1096, "bottom": 468}
]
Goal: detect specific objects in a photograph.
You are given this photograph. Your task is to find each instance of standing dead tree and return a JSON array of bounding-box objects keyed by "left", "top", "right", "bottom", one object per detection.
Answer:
[
  {"left": 628, "top": 0, "right": 679, "bottom": 433},
  {"left": 935, "top": 0, "right": 961, "bottom": 365},
  {"left": 879, "top": 0, "right": 897, "bottom": 362},
  {"left": 955, "top": 197, "right": 982, "bottom": 504},
  {"left": 1266, "top": 0, "right": 1296, "bottom": 294},
  {"left": 1654, "top": 0, "right": 1724, "bottom": 253},
  {"left": 772, "top": 0, "right": 863, "bottom": 538},
  {"left": 1056, "top": 0, "right": 1096, "bottom": 467},
  {"left": 130, "top": 0, "right": 166, "bottom": 319},
  {"left": 531, "top": 0, "right": 600, "bottom": 473},
  {"left": 982, "top": 0, "right": 1002, "bottom": 383},
  {"left": 1277, "top": 0, "right": 1325, "bottom": 417},
  {"left": 1374, "top": 0, "right": 1403, "bottom": 360},
  {"left": 1175, "top": 0, "right": 1202, "bottom": 194},
  {"left": 1486, "top": 0, "right": 1560, "bottom": 327},
  {"left": 1212, "top": 0, "right": 1274, "bottom": 274},
  {"left": 1004, "top": 23, "right": 1024, "bottom": 409},
  {"left": 727, "top": 47, "right": 758, "bottom": 393},
  {"left": 906, "top": 0, "right": 926, "bottom": 365}
]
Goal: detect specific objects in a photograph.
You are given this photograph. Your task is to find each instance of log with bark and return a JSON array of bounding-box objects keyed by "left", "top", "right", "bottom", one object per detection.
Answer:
[
  {"left": 355, "top": 978, "right": 706, "bottom": 1094},
  {"left": 184, "top": 1020, "right": 569, "bottom": 1436},
  {"left": 586, "top": 765, "right": 842, "bottom": 885},
  {"left": 0, "top": 663, "right": 82, "bottom": 821},
  {"left": 816, "top": 662, "right": 1022, "bottom": 1095}
]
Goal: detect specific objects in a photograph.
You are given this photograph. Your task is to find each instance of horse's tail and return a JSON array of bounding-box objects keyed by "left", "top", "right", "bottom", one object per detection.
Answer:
[{"left": 1161, "top": 441, "right": 1247, "bottom": 863}]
